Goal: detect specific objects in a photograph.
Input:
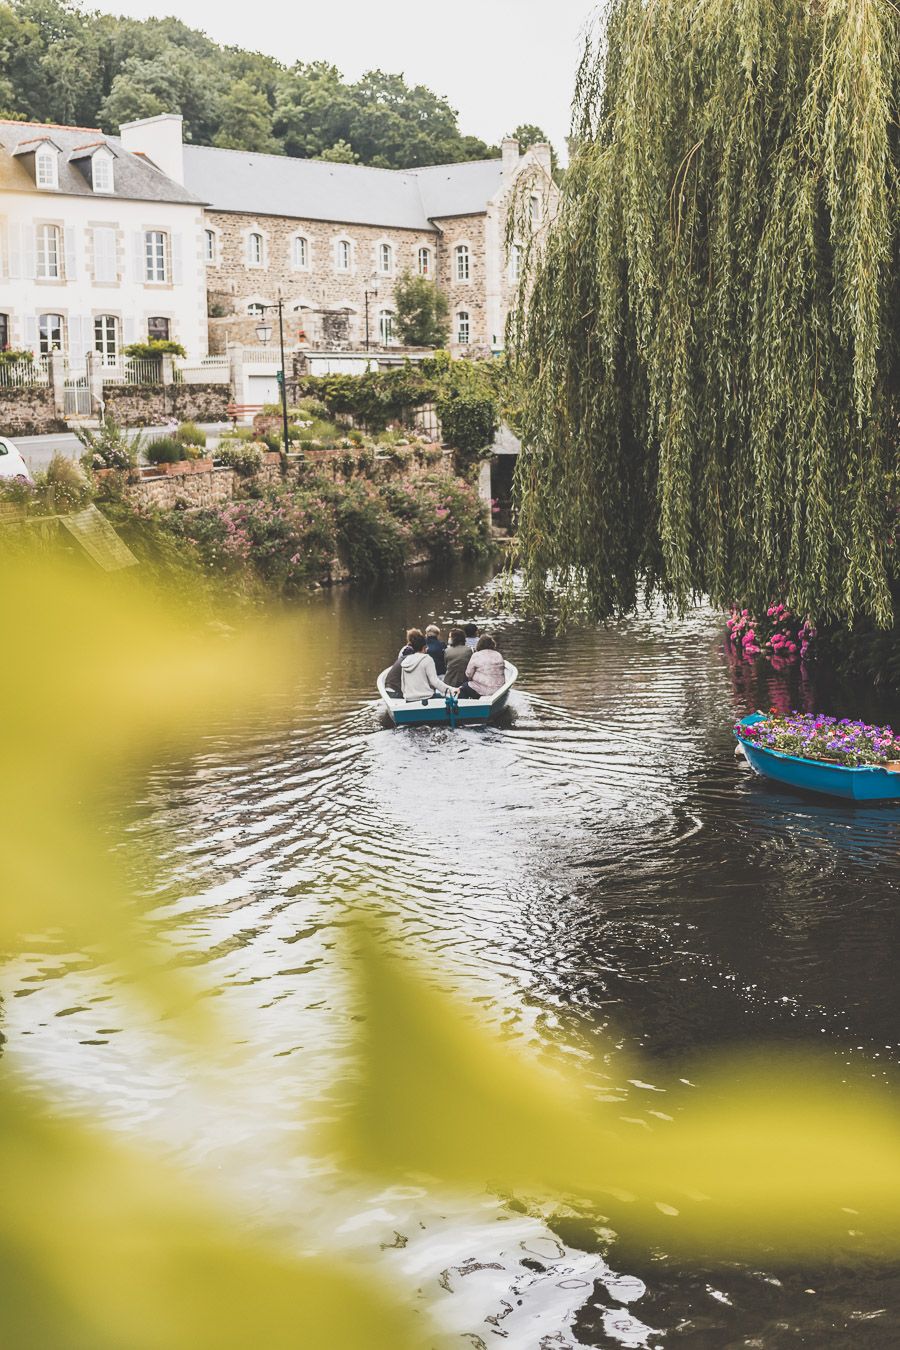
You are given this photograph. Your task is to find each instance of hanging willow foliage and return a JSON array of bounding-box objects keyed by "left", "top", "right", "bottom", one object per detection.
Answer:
[{"left": 508, "top": 0, "right": 900, "bottom": 625}]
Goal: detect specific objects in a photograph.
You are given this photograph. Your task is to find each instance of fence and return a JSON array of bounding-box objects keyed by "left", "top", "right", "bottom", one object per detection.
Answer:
[
  {"left": 174, "top": 356, "right": 229, "bottom": 384},
  {"left": 102, "top": 357, "right": 168, "bottom": 386},
  {"left": 0, "top": 356, "right": 50, "bottom": 388},
  {"left": 63, "top": 369, "right": 91, "bottom": 418}
]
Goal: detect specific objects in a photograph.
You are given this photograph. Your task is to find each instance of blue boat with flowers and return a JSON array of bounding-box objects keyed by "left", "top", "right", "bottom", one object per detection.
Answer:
[{"left": 735, "top": 712, "right": 900, "bottom": 802}]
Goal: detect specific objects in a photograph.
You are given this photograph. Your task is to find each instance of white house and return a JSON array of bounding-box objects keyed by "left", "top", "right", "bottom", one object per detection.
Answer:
[{"left": 0, "top": 115, "right": 208, "bottom": 366}]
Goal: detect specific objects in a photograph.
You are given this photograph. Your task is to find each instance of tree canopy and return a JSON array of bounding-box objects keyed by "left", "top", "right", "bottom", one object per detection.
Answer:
[
  {"left": 510, "top": 0, "right": 900, "bottom": 628},
  {"left": 393, "top": 272, "right": 449, "bottom": 348},
  {"left": 0, "top": 0, "right": 548, "bottom": 168}
]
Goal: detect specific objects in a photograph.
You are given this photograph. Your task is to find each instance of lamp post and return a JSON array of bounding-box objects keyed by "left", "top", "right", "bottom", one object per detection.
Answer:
[
  {"left": 363, "top": 276, "right": 380, "bottom": 353},
  {"left": 255, "top": 296, "right": 290, "bottom": 456}
]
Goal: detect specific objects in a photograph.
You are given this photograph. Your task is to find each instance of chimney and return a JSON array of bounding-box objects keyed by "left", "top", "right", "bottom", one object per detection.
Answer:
[
  {"left": 119, "top": 113, "right": 184, "bottom": 185},
  {"left": 501, "top": 137, "right": 520, "bottom": 176},
  {"left": 528, "top": 142, "right": 553, "bottom": 176}
]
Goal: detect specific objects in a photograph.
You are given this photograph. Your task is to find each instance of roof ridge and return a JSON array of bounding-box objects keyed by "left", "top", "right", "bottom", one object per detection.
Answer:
[
  {"left": 184, "top": 143, "right": 418, "bottom": 176},
  {"left": 0, "top": 118, "right": 103, "bottom": 134}
]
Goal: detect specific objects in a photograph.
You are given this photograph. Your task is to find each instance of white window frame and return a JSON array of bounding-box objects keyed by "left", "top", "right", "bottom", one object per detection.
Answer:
[
  {"left": 36, "top": 224, "right": 61, "bottom": 280},
  {"left": 91, "top": 151, "right": 114, "bottom": 194},
  {"left": 144, "top": 230, "right": 168, "bottom": 283},
  {"left": 334, "top": 237, "right": 353, "bottom": 273},
  {"left": 378, "top": 309, "right": 395, "bottom": 345},
  {"left": 0, "top": 314, "right": 8, "bottom": 349},
  {"left": 292, "top": 235, "right": 309, "bottom": 270},
  {"left": 247, "top": 301, "right": 265, "bottom": 318},
  {"left": 509, "top": 243, "right": 523, "bottom": 284},
  {"left": 247, "top": 231, "right": 264, "bottom": 267},
  {"left": 454, "top": 243, "right": 470, "bottom": 282},
  {"left": 377, "top": 242, "right": 393, "bottom": 276},
  {"left": 94, "top": 313, "right": 119, "bottom": 366},
  {"left": 530, "top": 192, "right": 542, "bottom": 225},
  {"left": 417, "top": 246, "right": 431, "bottom": 277},
  {"left": 456, "top": 310, "right": 470, "bottom": 345},
  {"left": 35, "top": 148, "right": 58, "bottom": 190},
  {"left": 38, "top": 313, "right": 65, "bottom": 354},
  {"left": 204, "top": 229, "right": 216, "bottom": 265}
]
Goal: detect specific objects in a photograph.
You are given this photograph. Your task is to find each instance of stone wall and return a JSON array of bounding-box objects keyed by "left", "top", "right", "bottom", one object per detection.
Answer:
[
  {"left": 101, "top": 381, "right": 230, "bottom": 426},
  {"left": 431, "top": 213, "right": 489, "bottom": 353},
  {"left": 0, "top": 385, "right": 65, "bottom": 436},
  {"left": 205, "top": 210, "right": 440, "bottom": 353}
]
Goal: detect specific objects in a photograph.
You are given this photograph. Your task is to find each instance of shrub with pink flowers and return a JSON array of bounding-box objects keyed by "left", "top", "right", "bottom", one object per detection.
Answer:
[{"left": 726, "top": 603, "right": 816, "bottom": 663}]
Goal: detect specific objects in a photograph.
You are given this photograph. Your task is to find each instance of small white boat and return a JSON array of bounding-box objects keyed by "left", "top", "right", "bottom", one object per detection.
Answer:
[{"left": 377, "top": 661, "right": 518, "bottom": 727}]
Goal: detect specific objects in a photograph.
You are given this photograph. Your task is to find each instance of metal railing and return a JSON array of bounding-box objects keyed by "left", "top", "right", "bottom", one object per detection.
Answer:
[
  {"left": 174, "top": 356, "right": 229, "bottom": 384},
  {"left": 102, "top": 357, "right": 165, "bottom": 386},
  {"left": 0, "top": 356, "right": 50, "bottom": 388}
]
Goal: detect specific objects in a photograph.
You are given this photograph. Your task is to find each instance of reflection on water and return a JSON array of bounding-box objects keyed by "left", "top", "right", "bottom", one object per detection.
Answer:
[{"left": 5, "top": 561, "right": 900, "bottom": 1347}]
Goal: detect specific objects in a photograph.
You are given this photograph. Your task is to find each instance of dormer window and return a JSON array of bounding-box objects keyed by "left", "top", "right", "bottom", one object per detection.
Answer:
[
  {"left": 91, "top": 150, "right": 114, "bottom": 194},
  {"left": 35, "top": 147, "right": 59, "bottom": 190}
]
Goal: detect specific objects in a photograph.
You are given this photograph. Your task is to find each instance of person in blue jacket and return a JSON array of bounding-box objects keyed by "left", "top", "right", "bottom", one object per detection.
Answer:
[{"left": 424, "top": 624, "right": 447, "bottom": 676}]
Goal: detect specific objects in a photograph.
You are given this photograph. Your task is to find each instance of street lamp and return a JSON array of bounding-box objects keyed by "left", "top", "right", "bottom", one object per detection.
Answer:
[
  {"left": 254, "top": 299, "right": 290, "bottom": 457},
  {"left": 364, "top": 276, "right": 380, "bottom": 352}
]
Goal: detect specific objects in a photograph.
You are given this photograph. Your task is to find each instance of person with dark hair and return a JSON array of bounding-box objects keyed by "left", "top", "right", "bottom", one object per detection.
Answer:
[
  {"left": 424, "top": 624, "right": 447, "bottom": 675},
  {"left": 400, "top": 631, "right": 457, "bottom": 701},
  {"left": 464, "top": 622, "right": 479, "bottom": 650},
  {"left": 385, "top": 628, "right": 424, "bottom": 694},
  {"left": 444, "top": 628, "right": 471, "bottom": 687},
  {"left": 458, "top": 633, "right": 506, "bottom": 700}
]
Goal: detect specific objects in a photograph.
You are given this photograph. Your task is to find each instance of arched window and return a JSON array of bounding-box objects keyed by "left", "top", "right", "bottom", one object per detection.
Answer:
[
  {"left": 455, "top": 244, "right": 470, "bottom": 281},
  {"left": 335, "top": 238, "right": 352, "bottom": 272},
  {"left": 247, "top": 302, "right": 265, "bottom": 318},
  {"left": 247, "top": 232, "right": 263, "bottom": 266},
  {"left": 378, "top": 309, "right": 395, "bottom": 345},
  {"left": 94, "top": 314, "right": 118, "bottom": 366},
  {"left": 147, "top": 316, "right": 170, "bottom": 342},
  {"left": 36, "top": 224, "right": 61, "bottom": 280},
  {"left": 38, "top": 313, "right": 65, "bottom": 354},
  {"left": 509, "top": 243, "right": 523, "bottom": 283},
  {"left": 293, "top": 236, "right": 309, "bottom": 269},
  {"left": 91, "top": 151, "right": 114, "bottom": 194},
  {"left": 378, "top": 242, "right": 392, "bottom": 275},
  {"left": 35, "top": 148, "right": 58, "bottom": 189},
  {"left": 456, "top": 310, "right": 470, "bottom": 346},
  {"left": 417, "top": 246, "right": 431, "bottom": 277},
  {"left": 205, "top": 229, "right": 216, "bottom": 264},
  {"left": 530, "top": 192, "right": 541, "bottom": 224}
]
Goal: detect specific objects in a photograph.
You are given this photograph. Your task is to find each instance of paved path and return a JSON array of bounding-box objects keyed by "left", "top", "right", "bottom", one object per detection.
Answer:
[{"left": 10, "top": 423, "right": 231, "bottom": 472}]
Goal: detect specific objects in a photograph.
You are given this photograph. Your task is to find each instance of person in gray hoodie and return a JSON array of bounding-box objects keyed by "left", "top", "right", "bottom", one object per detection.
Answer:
[{"left": 400, "top": 632, "right": 457, "bottom": 701}]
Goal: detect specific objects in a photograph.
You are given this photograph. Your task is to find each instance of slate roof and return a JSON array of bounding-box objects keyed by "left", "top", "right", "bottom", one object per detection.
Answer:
[
  {"left": 182, "top": 144, "right": 506, "bottom": 229},
  {"left": 0, "top": 121, "right": 203, "bottom": 205}
]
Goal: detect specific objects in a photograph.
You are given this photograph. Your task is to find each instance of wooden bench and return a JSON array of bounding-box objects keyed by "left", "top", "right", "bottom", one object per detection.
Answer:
[{"left": 226, "top": 402, "right": 264, "bottom": 426}]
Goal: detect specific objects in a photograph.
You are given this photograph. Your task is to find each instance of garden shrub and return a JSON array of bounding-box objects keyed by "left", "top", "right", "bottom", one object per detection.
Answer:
[
  {"left": 76, "top": 417, "right": 138, "bottom": 471},
  {"left": 215, "top": 442, "right": 265, "bottom": 477},
  {"left": 40, "top": 454, "right": 92, "bottom": 513},
  {"left": 436, "top": 393, "right": 498, "bottom": 475},
  {"left": 123, "top": 338, "right": 187, "bottom": 360},
  {"left": 174, "top": 422, "right": 206, "bottom": 449},
  {"left": 145, "top": 436, "right": 185, "bottom": 465}
]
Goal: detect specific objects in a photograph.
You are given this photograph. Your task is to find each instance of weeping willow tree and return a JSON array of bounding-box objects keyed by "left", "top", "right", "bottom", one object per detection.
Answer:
[{"left": 509, "top": 0, "right": 900, "bottom": 626}]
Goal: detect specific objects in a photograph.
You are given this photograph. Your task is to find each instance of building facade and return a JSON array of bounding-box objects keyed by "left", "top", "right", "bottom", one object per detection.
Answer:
[
  {"left": 0, "top": 117, "right": 208, "bottom": 367},
  {"left": 124, "top": 116, "right": 557, "bottom": 356}
]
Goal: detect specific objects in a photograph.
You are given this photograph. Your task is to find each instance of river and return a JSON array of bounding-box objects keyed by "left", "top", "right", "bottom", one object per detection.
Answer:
[{"left": 6, "top": 560, "right": 900, "bottom": 1347}]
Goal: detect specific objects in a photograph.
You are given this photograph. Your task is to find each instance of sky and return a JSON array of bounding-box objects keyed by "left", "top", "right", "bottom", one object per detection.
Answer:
[{"left": 96, "top": 0, "right": 597, "bottom": 159}]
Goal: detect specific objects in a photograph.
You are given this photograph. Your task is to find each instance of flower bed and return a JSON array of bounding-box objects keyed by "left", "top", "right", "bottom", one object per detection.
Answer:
[{"left": 736, "top": 712, "right": 900, "bottom": 766}]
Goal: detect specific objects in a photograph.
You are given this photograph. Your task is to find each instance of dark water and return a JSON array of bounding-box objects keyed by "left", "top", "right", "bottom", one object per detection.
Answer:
[{"left": 7, "top": 561, "right": 900, "bottom": 1347}]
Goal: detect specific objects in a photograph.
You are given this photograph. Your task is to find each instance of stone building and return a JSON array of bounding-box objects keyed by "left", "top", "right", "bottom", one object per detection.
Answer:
[
  {"left": 0, "top": 116, "right": 208, "bottom": 365},
  {"left": 121, "top": 115, "right": 557, "bottom": 357}
]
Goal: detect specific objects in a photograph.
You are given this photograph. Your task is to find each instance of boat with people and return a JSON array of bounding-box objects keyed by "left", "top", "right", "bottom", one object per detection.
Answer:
[
  {"left": 734, "top": 711, "right": 900, "bottom": 802},
  {"left": 378, "top": 621, "right": 518, "bottom": 727}
]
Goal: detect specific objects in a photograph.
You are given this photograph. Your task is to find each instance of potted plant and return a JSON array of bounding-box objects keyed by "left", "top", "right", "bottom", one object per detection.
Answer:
[{"left": 144, "top": 436, "right": 213, "bottom": 476}]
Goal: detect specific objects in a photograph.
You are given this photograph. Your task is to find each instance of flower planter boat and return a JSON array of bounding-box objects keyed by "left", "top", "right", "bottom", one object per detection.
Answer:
[
  {"left": 735, "top": 713, "right": 900, "bottom": 802},
  {"left": 377, "top": 662, "right": 517, "bottom": 727}
]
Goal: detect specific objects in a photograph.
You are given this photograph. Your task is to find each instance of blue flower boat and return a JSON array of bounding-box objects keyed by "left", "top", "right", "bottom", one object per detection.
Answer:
[
  {"left": 735, "top": 712, "right": 900, "bottom": 802},
  {"left": 377, "top": 661, "right": 518, "bottom": 727}
]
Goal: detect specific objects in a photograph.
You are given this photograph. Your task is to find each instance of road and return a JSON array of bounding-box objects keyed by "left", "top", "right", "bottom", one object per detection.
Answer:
[{"left": 11, "top": 423, "right": 231, "bottom": 472}]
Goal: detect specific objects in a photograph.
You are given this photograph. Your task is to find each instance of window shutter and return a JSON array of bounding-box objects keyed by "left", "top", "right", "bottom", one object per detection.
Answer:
[
  {"left": 68, "top": 316, "right": 88, "bottom": 364},
  {"left": 171, "top": 232, "right": 183, "bottom": 285},
  {"left": 24, "top": 314, "right": 38, "bottom": 352},
  {"left": 7, "top": 223, "right": 21, "bottom": 279},
  {"left": 64, "top": 226, "right": 78, "bottom": 281},
  {"left": 123, "top": 315, "right": 137, "bottom": 346},
  {"left": 22, "top": 226, "right": 36, "bottom": 280},
  {"left": 132, "top": 231, "right": 144, "bottom": 283},
  {"left": 93, "top": 227, "right": 117, "bottom": 283}
]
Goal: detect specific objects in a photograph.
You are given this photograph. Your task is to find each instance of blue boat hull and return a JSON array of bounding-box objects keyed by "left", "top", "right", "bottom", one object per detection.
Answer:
[
  {"left": 736, "top": 714, "right": 900, "bottom": 802},
  {"left": 378, "top": 662, "right": 517, "bottom": 728}
]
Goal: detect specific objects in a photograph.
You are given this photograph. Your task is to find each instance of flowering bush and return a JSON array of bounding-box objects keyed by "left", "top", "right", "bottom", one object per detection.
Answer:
[
  {"left": 215, "top": 442, "right": 265, "bottom": 477},
  {"left": 727, "top": 603, "right": 816, "bottom": 662},
  {"left": 736, "top": 712, "right": 900, "bottom": 766}
]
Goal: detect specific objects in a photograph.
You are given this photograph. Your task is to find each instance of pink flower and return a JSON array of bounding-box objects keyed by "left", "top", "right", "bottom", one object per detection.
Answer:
[
  {"left": 742, "top": 629, "right": 756, "bottom": 644},
  {"left": 744, "top": 644, "right": 760, "bottom": 655}
]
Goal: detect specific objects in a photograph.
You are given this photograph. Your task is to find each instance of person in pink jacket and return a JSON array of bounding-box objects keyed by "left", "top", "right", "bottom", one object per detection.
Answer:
[{"left": 458, "top": 634, "right": 506, "bottom": 699}]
